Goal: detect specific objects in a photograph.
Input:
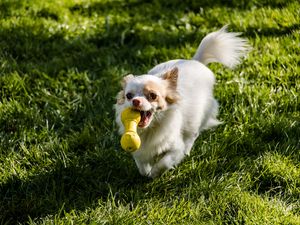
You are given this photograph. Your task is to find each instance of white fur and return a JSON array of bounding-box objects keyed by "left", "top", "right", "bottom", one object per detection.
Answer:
[
  {"left": 192, "top": 25, "right": 250, "bottom": 68},
  {"left": 115, "top": 26, "right": 249, "bottom": 178}
]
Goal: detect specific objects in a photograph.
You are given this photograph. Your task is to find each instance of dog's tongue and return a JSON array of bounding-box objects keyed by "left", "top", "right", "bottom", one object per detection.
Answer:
[{"left": 139, "top": 111, "right": 151, "bottom": 127}]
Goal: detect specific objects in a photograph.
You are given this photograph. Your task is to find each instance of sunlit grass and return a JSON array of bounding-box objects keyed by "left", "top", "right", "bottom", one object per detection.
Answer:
[{"left": 0, "top": 0, "right": 299, "bottom": 224}]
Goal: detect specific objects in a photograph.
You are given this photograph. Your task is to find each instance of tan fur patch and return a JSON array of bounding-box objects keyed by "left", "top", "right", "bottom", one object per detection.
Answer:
[
  {"left": 121, "top": 74, "right": 134, "bottom": 88},
  {"left": 163, "top": 67, "right": 178, "bottom": 90},
  {"left": 143, "top": 81, "right": 167, "bottom": 110},
  {"left": 163, "top": 67, "right": 180, "bottom": 104},
  {"left": 116, "top": 90, "right": 125, "bottom": 105},
  {"left": 166, "top": 90, "right": 180, "bottom": 104},
  {"left": 117, "top": 74, "right": 134, "bottom": 105}
]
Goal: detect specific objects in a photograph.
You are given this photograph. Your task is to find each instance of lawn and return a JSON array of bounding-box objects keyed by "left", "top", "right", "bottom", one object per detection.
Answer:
[{"left": 0, "top": 0, "right": 299, "bottom": 224}]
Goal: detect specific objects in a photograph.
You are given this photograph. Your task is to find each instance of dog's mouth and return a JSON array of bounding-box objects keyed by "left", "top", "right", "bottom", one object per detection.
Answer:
[{"left": 138, "top": 110, "right": 152, "bottom": 128}]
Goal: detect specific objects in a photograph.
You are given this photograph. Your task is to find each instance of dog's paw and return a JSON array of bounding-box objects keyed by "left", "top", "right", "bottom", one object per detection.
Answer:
[
  {"left": 149, "top": 167, "right": 164, "bottom": 179},
  {"left": 136, "top": 162, "right": 152, "bottom": 177}
]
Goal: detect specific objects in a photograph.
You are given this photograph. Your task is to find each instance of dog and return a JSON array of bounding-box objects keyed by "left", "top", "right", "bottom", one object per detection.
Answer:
[{"left": 114, "top": 26, "right": 249, "bottom": 178}]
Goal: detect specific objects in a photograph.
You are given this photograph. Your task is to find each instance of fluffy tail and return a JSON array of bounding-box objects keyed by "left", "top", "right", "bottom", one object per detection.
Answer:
[{"left": 192, "top": 26, "right": 250, "bottom": 68}]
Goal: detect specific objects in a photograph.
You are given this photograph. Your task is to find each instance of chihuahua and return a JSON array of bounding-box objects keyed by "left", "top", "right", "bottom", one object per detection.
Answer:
[{"left": 115, "top": 26, "right": 249, "bottom": 178}]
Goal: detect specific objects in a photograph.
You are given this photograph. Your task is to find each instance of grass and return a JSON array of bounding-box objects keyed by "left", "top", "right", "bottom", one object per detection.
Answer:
[{"left": 0, "top": 0, "right": 299, "bottom": 224}]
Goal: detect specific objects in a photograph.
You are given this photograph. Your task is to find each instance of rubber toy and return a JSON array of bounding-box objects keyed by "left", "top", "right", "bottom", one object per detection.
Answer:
[{"left": 120, "top": 107, "right": 141, "bottom": 152}]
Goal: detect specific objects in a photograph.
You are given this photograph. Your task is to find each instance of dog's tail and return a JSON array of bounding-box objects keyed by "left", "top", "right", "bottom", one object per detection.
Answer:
[{"left": 192, "top": 26, "right": 250, "bottom": 68}]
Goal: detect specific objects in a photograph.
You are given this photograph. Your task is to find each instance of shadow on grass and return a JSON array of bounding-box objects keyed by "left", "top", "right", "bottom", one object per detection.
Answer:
[
  {"left": 244, "top": 24, "right": 300, "bottom": 38},
  {"left": 69, "top": 0, "right": 292, "bottom": 15},
  {"left": 0, "top": 148, "right": 152, "bottom": 223},
  {"left": 0, "top": 6, "right": 151, "bottom": 225}
]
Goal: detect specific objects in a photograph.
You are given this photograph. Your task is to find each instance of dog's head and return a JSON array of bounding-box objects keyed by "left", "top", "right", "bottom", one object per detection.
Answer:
[{"left": 116, "top": 67, "right": 180, "bottom": 128}]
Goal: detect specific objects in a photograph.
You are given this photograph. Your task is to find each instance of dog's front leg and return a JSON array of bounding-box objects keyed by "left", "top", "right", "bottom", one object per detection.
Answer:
[
  {"left": 149, "top": 146, "right": 185, "bottom": 178},
  {"left": 134, "top": 158, "right": 152, "bottom": 177}
]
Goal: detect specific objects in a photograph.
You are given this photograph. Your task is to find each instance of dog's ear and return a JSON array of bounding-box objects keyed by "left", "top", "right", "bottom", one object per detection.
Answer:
[
  {"left": 163, "top": 67, "right": 178, "bottom": 90},
  {"left": 163, "top": 67, "right": 180, "bottom": 104},
  {"left": 116, "top": 90, "right": 125, "bottom": 105},
  {"left": 121, "top": 74, "right": 134, "bottom": 88}
]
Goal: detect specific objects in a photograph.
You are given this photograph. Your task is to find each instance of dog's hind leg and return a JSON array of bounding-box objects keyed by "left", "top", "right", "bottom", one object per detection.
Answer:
[{"left": 183, "top": 132, "right": 199, "bottom": 156}]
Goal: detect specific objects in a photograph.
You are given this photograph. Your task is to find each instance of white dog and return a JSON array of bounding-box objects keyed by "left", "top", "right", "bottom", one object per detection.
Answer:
[{"left": 115, "top": 26, "right": 249, "bottom": 178}]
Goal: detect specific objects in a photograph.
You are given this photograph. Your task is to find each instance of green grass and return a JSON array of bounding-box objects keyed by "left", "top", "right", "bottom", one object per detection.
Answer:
[{"left": 0, "top": 0, "right": 299, "bottom": 224}]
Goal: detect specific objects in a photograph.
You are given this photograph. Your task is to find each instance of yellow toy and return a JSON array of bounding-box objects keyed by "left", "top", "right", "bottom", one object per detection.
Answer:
[{"left": 120, "top": 107, "right": 141, "bottom": 152}]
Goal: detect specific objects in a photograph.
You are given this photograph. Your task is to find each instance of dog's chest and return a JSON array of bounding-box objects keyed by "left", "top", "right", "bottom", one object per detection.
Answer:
[
  {"left": 140, "top": 130, "right": 171, "bottom": 155},
  {"left": 135, "top": 126, "right": 178, "bottom": 161}
]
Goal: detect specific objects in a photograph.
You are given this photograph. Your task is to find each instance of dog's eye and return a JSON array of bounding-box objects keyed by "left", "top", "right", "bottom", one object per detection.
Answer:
[
  {"left": 149, "top": 92, "right": 157, "bottom": 101},
  {"left": 126, "top": 92, "right": 134, "bottom": 100}
]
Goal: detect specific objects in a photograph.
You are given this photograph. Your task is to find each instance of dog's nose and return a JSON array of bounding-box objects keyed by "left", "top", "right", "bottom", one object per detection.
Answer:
[{"left": 132, "top": 99, "right": 140, "bottom": 107}]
